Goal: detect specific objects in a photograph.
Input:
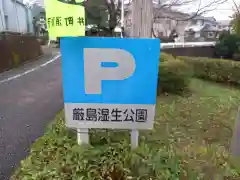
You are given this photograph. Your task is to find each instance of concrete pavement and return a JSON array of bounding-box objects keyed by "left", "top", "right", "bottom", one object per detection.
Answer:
[{"left": 0, "top": 49, "right": 63, "bottom": 179}]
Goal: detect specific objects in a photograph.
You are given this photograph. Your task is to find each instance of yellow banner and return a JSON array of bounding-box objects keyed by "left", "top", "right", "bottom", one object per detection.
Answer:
[{"left": 44, "top": 0, "right": 85, "bottom": 38}]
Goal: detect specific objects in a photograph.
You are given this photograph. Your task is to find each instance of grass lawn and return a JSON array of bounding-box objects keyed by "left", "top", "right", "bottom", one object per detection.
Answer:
[{"left": 12, "top": 79, "right": 240, "bottom": 180}]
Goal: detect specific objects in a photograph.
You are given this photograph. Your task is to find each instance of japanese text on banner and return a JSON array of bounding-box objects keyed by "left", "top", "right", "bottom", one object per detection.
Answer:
[{"left": 44, "top": 0, "right": 85, "bottom": 38}]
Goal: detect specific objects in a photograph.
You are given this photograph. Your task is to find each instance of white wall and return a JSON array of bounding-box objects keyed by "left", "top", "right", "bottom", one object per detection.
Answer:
[
  {"left": 0, "top": 0, "right": 5, "bottom": 31},
  {"left": 3, "top": 0, "right": 17, "bottom": 31},
  {"left": 153, "top": 20, "right": 188, "bottom": 41},
  {"left": 16, "top": 4, "right": 28, "bottom": 32},
  {"left": 0, "top": 0, "right": 29, "bottom": 33}
]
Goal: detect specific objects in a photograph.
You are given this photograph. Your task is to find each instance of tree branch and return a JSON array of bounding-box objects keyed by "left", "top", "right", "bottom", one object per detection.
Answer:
[
  {"left": 232, "top": 0, "right": 240, "bottom": 15},
  {"left": 154, "top": 0, "right": 228, "bottom": 21}
]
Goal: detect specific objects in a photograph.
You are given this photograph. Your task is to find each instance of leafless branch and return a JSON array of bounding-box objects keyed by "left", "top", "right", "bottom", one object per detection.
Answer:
[
  {"left": 232, "top": 0, "right": 240, "bottom": 15},
  {"left": 154, "top": 0, "right": 228, "bottom": 21},
  {"left": 156, "top": 0, "right": 196, "bottom": 9}
]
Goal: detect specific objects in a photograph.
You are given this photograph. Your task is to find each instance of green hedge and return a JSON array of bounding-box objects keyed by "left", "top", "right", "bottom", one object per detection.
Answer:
[
  {"left": 160, "top": 52, "right": 176, "bottom": 62},
  {"left": 158, "top": 54, "right": 192, "bottom": 94},
  {"left": 11, "top": 112, "right": 185, "bottom": 180},
  {"left": 179, "top": 56, "right": 240, "bottom": 85}
]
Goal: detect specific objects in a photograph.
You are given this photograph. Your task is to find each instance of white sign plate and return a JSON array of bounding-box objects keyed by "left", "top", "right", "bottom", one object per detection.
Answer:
[{"left": 60, "top": 37, "right": 160, "bottom": 129}]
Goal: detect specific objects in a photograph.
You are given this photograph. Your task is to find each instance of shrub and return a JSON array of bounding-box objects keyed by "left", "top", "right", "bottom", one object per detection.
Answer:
[
  {"left": 158, "top": 59, "right": 192, "bottom": 94},
  {"left": 180, "top": 56, "right": 240, "bottom": 85},
  {"left": 215, "top": 33, "right": 240, "bottom": 59},
  {"left": 11, "top": 52, "right": 20, "bottom": 68},
  {"left": 160, "top": 52, "right": 176, "bottom": 62},
  {"left": 232, "top": 12, "right": 240, "bottom": 35},
  {"left": 11, "top": 114, "right": 184, "bottom": 180}
]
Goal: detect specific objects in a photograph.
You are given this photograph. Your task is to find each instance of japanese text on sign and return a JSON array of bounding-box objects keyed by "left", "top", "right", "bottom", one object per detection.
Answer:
[
  {"left": 44, "top": 0, "right": 85, "bottom": 38},
  {"left": 73, "top": 108, "right": 148, "bottom": 123}
]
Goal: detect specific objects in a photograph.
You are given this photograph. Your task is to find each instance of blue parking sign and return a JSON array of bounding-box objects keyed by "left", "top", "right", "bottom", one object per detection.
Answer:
[{"left": 60, "top": 37, "right": 160, "bottom": 129}]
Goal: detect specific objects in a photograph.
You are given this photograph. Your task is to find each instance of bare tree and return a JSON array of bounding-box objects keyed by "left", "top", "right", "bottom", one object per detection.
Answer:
[
  {"left": 84, "top": 0, "right": 227, "bottom": 37},
  {"left": 231, "top": 0, "right": 240, "bottom": 34},
  {"left": 152, "top": 0, "right": 228, "bottom": 37},
  {"left": 84, "top": 0, "right": 124, "bottom": 36},
  {"left": 103, "top": 0, "right": 121, "bottom": 35},
  {"left": 153, "top": 0, "right": 227, "bottom": 21}
]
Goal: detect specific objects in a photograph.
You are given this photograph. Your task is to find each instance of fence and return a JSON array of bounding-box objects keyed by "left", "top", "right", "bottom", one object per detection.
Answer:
[
  {"left": 161, "top": 41, "right": 216, "bottom": 58},
  {"left": 161, "top": 41, "right": 216, "bottom": 49},
  {"left": 0, "top": 32, "right": 43, "bottom": 73}
]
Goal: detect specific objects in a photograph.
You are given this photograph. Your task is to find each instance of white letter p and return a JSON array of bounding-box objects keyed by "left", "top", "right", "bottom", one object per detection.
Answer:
[{"left": 84, "top": 48, "right": 136, "bottom": 94}]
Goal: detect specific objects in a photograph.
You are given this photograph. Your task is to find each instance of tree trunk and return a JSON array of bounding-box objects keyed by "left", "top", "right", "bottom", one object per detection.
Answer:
[{"left": 131, "top": 0, "right": 153, "bottom": 38}]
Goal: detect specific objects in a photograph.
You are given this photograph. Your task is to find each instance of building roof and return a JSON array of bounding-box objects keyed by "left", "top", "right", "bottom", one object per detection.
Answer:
[{"left": 191, "top": 15, "right": 217, "bottom": 23}]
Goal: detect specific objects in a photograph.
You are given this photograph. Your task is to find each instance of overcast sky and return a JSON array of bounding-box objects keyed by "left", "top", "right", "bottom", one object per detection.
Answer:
[
  {"left": 203, "top": 0, "right": 239, "bottom": 20},
  {"left": 26, "top": 0, "right": 238, "bottom": 21}
]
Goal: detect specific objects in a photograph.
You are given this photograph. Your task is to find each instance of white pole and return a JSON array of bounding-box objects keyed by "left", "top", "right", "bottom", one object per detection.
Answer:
[
  {"left": 129, "top": 0, "right": 153, "bottom": 149},
  {"left": 131, "top": 129, "right": 139, "bottom": 149},
  {"left": 121, "top": 1, "right": 139, "bottom": 148},
  {"left": 77, "top": 128, "right": 89, "bottom": 145},
  {"left": 232, "top": 107, "right": 240, "bottom": 155}
]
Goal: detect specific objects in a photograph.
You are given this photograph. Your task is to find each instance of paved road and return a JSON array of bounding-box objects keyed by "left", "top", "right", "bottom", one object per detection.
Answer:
[{"left": 0, "top": 51, "right": 63, "bottom": 179}]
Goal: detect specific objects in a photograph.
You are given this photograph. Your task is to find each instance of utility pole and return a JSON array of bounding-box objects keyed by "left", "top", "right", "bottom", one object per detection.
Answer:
[{"left": 131, "top": 0, "right": 153, "bottom": 38}]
